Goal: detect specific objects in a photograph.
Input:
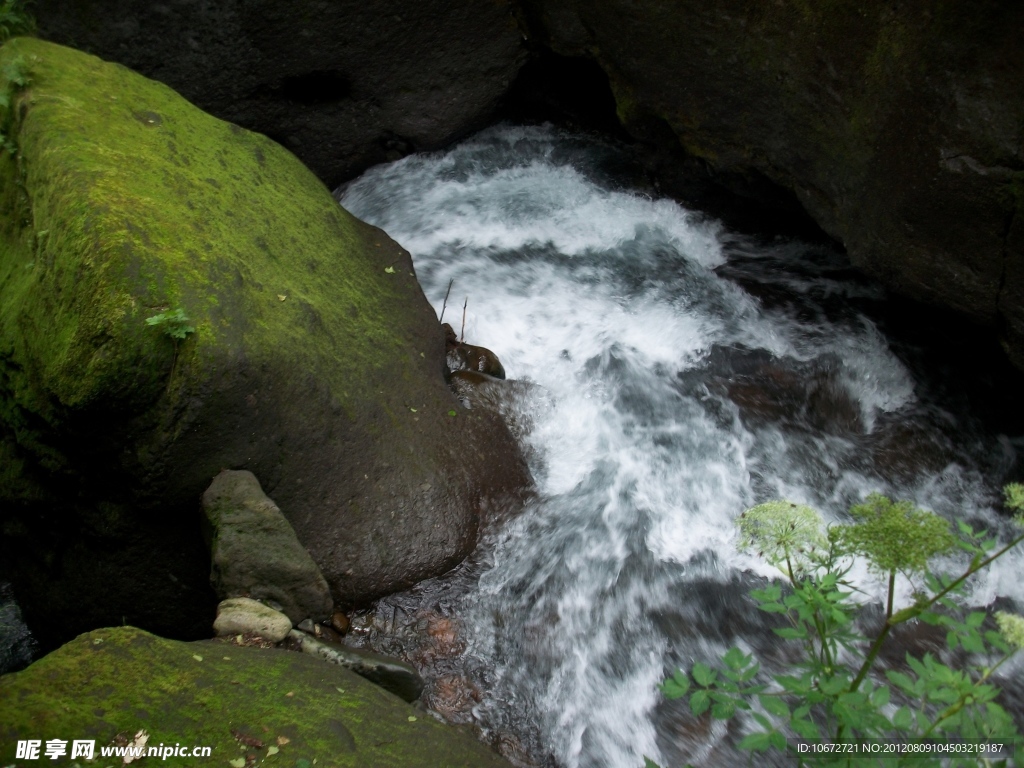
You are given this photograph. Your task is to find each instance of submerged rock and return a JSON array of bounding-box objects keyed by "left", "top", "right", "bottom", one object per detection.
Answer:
[
  {"left": 0, "top": 39, "right": 530, "bottom": 650},
  {"left": 288, "top": 630, "right": 425, "bottom": 703},
  {"left": 678, "top": 346, "right": 862, "bottom": 435},
  {"left": 202, "top": 470, "right": 332, "bottom": 624},
  {"left": 213, "top": 598, "right": 293, "bottom": 643},
  {"left": 0, "top": 626, "right": 511, "bottom": 767}
]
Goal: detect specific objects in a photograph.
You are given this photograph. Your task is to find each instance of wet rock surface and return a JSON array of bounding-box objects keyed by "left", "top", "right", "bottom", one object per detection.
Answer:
[
  {"left": 336, "top": 562, "right": 553, "bottom": 768},
  {"left": 331, "top": 611, "right": 352, "bottom": 636},
  {"left": 677, "top": 346, "right": 864, "bottom": 435},
  {"left": 445, "top": 323, "right": 507, "bottom": 379},
  {"left": 0, "top": 583, "right": 36, "bottom": 675}
]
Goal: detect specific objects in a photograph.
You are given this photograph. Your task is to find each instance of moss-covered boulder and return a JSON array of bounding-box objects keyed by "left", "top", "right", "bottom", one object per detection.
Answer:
[
  {"left": 0, "top": 38, "right": 529, "bottom": 650},
  {"left": 0, "top": 626, "right": 512, "bottom": 767}
]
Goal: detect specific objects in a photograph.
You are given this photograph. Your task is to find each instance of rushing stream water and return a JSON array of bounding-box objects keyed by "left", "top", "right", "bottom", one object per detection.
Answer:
[{"left": 339, "top": 125, "right": 1024, "bottom": 768}]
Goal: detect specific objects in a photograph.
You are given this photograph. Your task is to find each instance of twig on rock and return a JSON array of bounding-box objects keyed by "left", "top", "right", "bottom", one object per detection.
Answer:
[{"left": 439, "top": 278, "right": 454, "bottom": 323}]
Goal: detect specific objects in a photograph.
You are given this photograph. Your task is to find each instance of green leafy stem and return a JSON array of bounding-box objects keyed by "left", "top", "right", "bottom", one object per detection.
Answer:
[
  {"left": 145, "top": 307, "right": 195, "bottom": 341},
  {"left": 649, "top": 485, "right": 1024, "bottom": 768}
]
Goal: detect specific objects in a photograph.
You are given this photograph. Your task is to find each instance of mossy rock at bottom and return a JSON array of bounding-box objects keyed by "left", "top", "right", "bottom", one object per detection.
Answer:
[{"left": 0, "top": 626, "right": 512, "bottom": 767}]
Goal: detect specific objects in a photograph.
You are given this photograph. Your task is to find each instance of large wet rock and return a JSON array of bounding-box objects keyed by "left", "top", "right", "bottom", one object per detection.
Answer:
[
  {"left": 0, "top": 626, "right": 513, "bottom": 767},
  {"left": 519, "top": 0, "right": 1024, "bottom": 368},
  {"left": 203, "top": 470, "right": 333, "bottom": 624},
  {"left": 33, "top": 0, "right": 526, "bottom": 188},
  {"left": 0, "top": 39, "right": 529, "bottom": 650}
]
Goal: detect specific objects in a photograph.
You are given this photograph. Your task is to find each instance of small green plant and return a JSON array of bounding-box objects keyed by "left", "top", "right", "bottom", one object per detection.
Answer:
[
  {"left": 1, "top": 53, "right": 29, "bottom": 88},
  {"left": 0, "top": 52, "right": 33, "bottom": 161},
  {"left": 0, "top": 0, "right": 35, "bottom": 43},
  {"left": 650, "top": 485, "right": 1024, "bottom": 768},
  {"left": 145, "top": 307, "right": 195, "bottom": 341}
]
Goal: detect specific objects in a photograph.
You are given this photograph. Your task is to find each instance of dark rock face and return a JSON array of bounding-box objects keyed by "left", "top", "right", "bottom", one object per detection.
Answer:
[
  {"left": 33, "top": 0, "right": 526, "bottom": 187},
  {"left": 517, "top": 0, "right": 1024, "bottom": 367}
]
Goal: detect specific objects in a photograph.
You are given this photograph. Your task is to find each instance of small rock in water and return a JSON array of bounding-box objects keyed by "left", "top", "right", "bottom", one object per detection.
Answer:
[
  {"left": 298, "top": 618, "right": 340, "bottom": 643},
  {"left": 442, "top": 323, "right": 505, "bottom": 379},
  {"left": 314, "top": 623, "right": 341, "bottom": 644},
  {"left": 331, "top": 611, "right": 351, "bottom": 635},
  {"left": 214, "top": 598, "right": 293, "bottom": 643}
]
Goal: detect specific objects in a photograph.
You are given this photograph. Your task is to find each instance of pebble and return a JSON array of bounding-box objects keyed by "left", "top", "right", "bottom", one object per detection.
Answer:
[
  {"left": 331, "top": 611, "right": 351, "bottom": 635},
  {"left": 213, "top": 598, "right": 293, "bottom": 643}
]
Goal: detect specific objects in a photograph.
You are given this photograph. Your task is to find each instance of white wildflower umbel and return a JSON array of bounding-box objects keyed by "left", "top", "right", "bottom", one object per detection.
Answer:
[
  {"left": 738, "top": 500, "right": 826, "bottom": 579},
  {"left": 995, "top": 611, "right": 1024, "bottom": 651}
]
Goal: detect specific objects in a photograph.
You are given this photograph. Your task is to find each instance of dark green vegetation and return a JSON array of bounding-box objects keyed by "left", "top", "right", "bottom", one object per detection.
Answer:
[
  {"left": 0, "top": 37, "right": 528, "bottom": 651},
  {"left": 653, "top": 487, "right": 1024, "bottom": 767},
  {"left": 0, "top": 627, "right": 512, "bottom": 767},
  {"left": 0, "top": 0, "right": 32, "bottom": 44}
]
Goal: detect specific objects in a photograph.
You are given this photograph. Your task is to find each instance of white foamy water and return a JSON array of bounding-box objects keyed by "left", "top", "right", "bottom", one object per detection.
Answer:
[{"left": 340, "top": 125, "right": 1023, "bottom": 768}]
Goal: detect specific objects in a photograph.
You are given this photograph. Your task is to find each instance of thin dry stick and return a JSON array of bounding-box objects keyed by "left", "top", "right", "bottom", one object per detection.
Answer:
[
  {"left": 439, "top": 278, "right": 454, "bottom": 323},
  {"left": 460, "top": 297, "right": 468, "bottom": 343}
]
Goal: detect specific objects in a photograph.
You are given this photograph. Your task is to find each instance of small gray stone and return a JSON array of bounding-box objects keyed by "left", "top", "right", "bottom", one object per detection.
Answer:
[
  {"left": 214, "top": 598, "right": 292, "bottom": 643},
  {"left": 202, "top": 470, "right": 334, "bottom": 624},
  {"left": 288, "top": 630, "right": 424, "bottom": 702}
]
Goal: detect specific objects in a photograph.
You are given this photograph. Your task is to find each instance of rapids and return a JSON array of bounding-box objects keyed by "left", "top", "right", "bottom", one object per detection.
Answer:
[{"left": 339, "top": 125, "right": 1024, "bottom": 768}]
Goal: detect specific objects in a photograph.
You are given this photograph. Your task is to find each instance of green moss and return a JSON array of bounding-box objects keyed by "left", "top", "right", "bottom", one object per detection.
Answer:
[
  {"left": 0, "top": 627, "right": 510, "bottom": 767},
  {"left": 0, "top": 37, "right": 421, "bottom": 432}
]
